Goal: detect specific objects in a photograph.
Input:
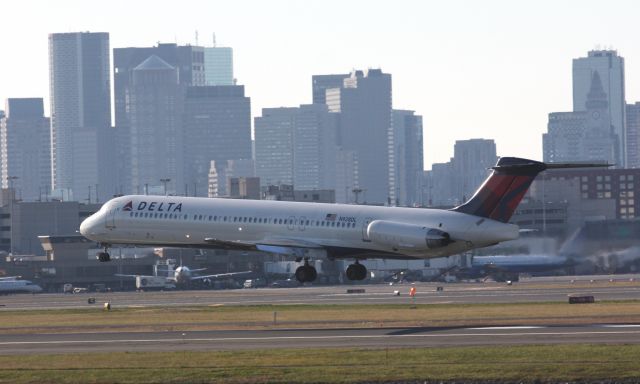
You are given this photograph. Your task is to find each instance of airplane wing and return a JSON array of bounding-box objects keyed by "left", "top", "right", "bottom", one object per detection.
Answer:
[
  {"left": 203, "top": 236, "right": 400, "bottom": 259},
  {"left": 203, "top": 238, "right": 257, "bottom": 250},
  {"left": 190, "top": 271, "right": 253, "bottom": 281},
  {"left": 0, "top": 276, "right": 21, "bottom": 281},
  {"left": 115, "top": 274, "right": 144, "bottom": 279},
  {"left": 203, "top": 237, "right": 324, "bottom": 258}
]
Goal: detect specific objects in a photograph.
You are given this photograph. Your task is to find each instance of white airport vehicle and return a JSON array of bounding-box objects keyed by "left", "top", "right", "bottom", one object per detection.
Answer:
[
  {"left": 0, "top": 277, "right": 43, "bottom": 294},
  {"left": 80, "top": 157, "right": 607, "bottom": 284},
  {"left": 135, "top": 275, "right": 176, "bottom": 290}
]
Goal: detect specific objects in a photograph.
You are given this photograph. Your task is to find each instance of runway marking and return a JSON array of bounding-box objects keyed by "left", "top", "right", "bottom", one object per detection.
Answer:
[
  {"left": 320, "top": 289, "right": 640, "bottom": 300},
  {"left": 2, "top": 329, "right": 640, "bottom": 346},
  {"left": 469, "top": 326, "right": 545, "bottom": 330}
]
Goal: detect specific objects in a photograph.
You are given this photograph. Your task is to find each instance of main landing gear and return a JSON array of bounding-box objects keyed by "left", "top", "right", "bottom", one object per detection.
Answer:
[
  {"left": 346, "top": 260, "right": 367, "bottom": 281},
  {"left": 295, "top": 259, "right": 317, "bottom": 283},
  {"left": 97, "top": 244, "right": 111, "bottom": 262},
  {"left": 294, "top": 259, "right": 368, "bottom": 283}
]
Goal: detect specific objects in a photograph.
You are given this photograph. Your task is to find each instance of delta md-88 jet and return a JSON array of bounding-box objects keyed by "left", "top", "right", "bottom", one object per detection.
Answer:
[{"left": 80, "top": 157, "right": 607, "bottom": 283}]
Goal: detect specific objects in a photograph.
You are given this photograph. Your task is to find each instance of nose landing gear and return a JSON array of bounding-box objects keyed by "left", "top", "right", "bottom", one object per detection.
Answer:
[{"left": 97, "top": 244, "right": 111, "bottom": 262}]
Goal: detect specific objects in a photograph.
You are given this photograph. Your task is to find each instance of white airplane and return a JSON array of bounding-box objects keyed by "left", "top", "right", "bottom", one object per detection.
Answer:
[
  {"left": 116, "top": 265, "right": 252, "bottom": 285},
  {"left": 80, "top": 157, "right": 607, "bottom": 283},
  {"left": 0, "top": 277, "right": 43, "bottom": 294}
]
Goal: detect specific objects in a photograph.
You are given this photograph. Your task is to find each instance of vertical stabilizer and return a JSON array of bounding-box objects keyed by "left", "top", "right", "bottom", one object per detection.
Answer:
[{"left": 452, "top": 157, "right": 610, "bottom": 222}]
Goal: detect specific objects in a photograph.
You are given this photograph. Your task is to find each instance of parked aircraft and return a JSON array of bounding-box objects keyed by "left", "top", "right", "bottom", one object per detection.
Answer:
[
  {"left": 0, "top": 277, "right": 43, "bottom": 294},
  {"left": 80, "top": 157, "right": 608, "bottom": 283},
  {"left": 457, "top": 254, "right": 573, "bottom": 282},
  {"left": 116, "top": 266, "right": 251, "bottom": 286}
]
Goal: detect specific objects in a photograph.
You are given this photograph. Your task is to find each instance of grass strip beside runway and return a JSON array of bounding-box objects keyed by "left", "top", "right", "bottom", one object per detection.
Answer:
[
  {"left": 0, "top": 344, "right": 639, "bottom": 383},
  {"left": 2, "top": 301, "right": 640, "bottom": 333}
]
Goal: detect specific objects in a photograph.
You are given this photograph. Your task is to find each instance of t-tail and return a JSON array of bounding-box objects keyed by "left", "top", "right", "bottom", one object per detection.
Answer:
[{"left": 452, "top": 157, "right": 611, "bottom": 223}]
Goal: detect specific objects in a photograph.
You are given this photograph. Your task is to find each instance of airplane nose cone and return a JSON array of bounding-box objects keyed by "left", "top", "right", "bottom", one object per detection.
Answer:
[
  {"left": 80, "top": 215, "right": 100, "bottom": 240},
  {"left": 79, "top": 218, "right": 90, "bottom": 237}
]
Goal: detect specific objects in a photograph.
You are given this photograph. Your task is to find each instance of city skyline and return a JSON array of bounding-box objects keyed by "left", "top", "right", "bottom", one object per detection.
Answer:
[{"left": 2, "top": 1, "right": 640, "bottom": 168}]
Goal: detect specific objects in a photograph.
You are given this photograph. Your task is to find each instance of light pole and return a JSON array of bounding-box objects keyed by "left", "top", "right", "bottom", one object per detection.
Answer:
[
  {"left": 541, "top": 171, "right": 546, "bottom": 235},
  {"left": 352, "top": 188, "right": 363, "bottom": 205},
  {"left": 6, "top": 176, "right": 18, "bottom": 256},
  {"left": 160, "top": 178, "right": 171, "bottom": 196}
]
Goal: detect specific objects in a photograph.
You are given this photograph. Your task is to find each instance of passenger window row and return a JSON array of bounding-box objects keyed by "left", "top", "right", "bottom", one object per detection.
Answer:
[{"left": 129, "top": 211, "right": 358, "bottom": 228}]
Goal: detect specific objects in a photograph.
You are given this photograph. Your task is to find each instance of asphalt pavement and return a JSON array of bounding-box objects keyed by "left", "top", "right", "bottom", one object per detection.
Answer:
[
  {"left": 2, "top": 324, "right": 640, "bottom": 354},
  {"left": 1, "top": 277, "right": 639, "bottom": 310}
]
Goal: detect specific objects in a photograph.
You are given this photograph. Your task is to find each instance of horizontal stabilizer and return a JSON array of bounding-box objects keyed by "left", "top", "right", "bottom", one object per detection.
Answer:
[{"left": 544, "top": 162, "right": 614, "bottom": 169}]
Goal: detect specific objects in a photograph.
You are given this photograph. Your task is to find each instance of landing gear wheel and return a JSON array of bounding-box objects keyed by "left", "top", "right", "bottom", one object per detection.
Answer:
[
  {"left": 295, "top": 261, "right": 317, "bottom": 283},
  {"left": 97, "top": 252, "right": 111, "bottom": 262},
  {"left": 97, "top": 244, "right": 111, "bottom": 262},
  {"left": 346, "top": 262, "right": 367, "bottom": 281}
]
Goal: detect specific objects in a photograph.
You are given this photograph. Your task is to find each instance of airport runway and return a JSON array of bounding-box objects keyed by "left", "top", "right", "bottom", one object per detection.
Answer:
[
  {"left": 1, "top": 277, "right": 640, "bottom": 310},
  {"left": 2, "top": 324, "right": 640, "bottom": 354},
  {"left": 1, "top": 277, "right": 639, "bottom": 355}
]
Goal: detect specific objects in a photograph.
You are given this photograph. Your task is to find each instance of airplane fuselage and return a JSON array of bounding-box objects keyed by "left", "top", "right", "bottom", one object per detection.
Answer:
[
  {"left": 0, "top": 280, "right": 43, "bottom": 294},
  {"left": 81, "top": 195, "right": 519, "bottom": 260}
]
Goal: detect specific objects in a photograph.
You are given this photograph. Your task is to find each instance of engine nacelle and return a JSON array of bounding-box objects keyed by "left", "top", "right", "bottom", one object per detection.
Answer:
[{"left": 367, "top": 220, "right": 452, "bottom": 251}]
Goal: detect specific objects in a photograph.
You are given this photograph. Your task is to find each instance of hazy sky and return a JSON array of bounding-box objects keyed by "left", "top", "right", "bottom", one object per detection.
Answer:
[{"left": 1, "top": 0, "right": 639, "bottom": 169}]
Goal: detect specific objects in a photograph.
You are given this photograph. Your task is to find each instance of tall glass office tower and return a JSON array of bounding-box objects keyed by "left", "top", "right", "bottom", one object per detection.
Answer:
[{"left": 48, "top": 32, "right": 113, "bottom": 201}]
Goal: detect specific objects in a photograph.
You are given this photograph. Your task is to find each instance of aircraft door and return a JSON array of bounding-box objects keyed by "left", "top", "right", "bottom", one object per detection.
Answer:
[
  {"left": 105, "top": 208, "right": 117, "bottom": 229},
  {"left": 287, "top": 216, "right": 296, "bottom": 231},
  {"left": 298, "top": 216, "right": 307, "bottom": 231},
  {"left": 361, "top": 217, "right": 373, "bottom": 242}
]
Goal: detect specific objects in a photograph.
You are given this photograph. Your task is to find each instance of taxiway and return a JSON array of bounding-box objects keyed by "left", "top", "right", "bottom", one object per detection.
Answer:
[{"left": 1, "top": 276, "right": 639, "bottom": 310}]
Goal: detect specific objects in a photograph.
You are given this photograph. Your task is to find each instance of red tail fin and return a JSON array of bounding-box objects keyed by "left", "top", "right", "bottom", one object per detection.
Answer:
[
  {"left": 452, "top": 157, "right": 611, "bottom": 222},
  {"left": 452, "top": 158, "right": 546, "bottom": 223}
]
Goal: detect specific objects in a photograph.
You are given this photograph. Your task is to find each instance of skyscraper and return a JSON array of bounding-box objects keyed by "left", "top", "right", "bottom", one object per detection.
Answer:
[
  {"left": 113, "top": 43, "right": 205, "bottom": 193},
  {"left": 392, "top": 110, "right": 424, "bottom": 207},
  {"left": 573, "top": 50, "right": 626, "bottom": 166},
  {"left": 544, "top": 72, "right": 617, "bottom": 165},
  {"left": 452, "top": 139, "right": 497, "bottom": 202},
  {"left": 204, "top": 47, "right": 234, "bottom": 86},
  {"left": 312, "top": 74, "right": 349, "bottom": 104},
  {"left": 326, "top": 69, "right": 393, "bottom": 204},
  {"left": 424, "top": 161, "right": 455, "bottom": 207},
  {"left": 0, "top": 98, "right": 51, "bottom": 201},
  {"left": 254, "top": 108, "right": 297, "bottom": 186},
  {"left": 254, "top": 104, "right": 338, "bottom": 191},
  {"left": 49, "top": 32, "right": 113, "bottom": 201},
  {"left": 128, "top": 55, "right": 185, "bottom": 195},
  {"left": 293, "top": 104, "right": 338, "bottom": 190},
  {"left": 626, "top": 103, "right": 640, "bottom": 168},
  {"left": 335, "top": 150, "right": 359, "bottom": 204},
  {"left": 183, "top": 86, "right": 251, "bottom": 196}
]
